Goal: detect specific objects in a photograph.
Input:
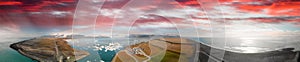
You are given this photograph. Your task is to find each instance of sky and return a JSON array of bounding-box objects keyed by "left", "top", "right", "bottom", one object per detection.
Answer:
[{"left": 0, "top": 0, "right": 299, "bottom": 37}]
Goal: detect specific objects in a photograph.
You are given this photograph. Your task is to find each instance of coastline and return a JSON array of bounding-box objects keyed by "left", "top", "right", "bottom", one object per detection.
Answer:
[{"left": 113, "top": 37, "right": 300, "bottom": 62}]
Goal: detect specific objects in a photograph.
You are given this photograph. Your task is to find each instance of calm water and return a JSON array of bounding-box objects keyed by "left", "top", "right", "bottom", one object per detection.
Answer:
[
  {"left": 0, "top": 49, "right": 36, "bottom": 62},
  {"left": 0, "top": 37, "right": 35, "bottom": 62}
]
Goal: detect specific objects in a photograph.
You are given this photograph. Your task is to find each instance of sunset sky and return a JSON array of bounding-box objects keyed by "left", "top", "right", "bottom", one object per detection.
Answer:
[{"left": 0, "top": 0, "right": 299, "bottom": 37}]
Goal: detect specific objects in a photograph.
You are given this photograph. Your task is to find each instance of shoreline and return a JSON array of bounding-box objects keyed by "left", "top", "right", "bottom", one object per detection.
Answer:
[{"left": 113, "top": 37, "right": 300, "bottom": 62}]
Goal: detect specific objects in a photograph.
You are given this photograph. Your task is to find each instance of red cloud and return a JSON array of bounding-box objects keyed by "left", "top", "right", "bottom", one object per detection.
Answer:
[
  {"left": 231, "top": 0, "right": 300, "bottom": 16},
  {"left": 0, "top": 0, "right": 76, "bottom": 12},
  {"left": 95, "top": 16, "right": 114, "bottom": 28},
  {"left": 184, "top": 0, "right": 300, "bottom": 16},
  {"left": 0, "top": 0, "right": 299, "bottom": 32},
  {"left": 0, "top": 12, "right": 73, "bottom": 30},
  {"left": 252, "top": 17, "right": 300, "bottom": 23},
  {"left": 170, "top": 0, "right": 200, "bottom": 7},
  {"left": 0, "top": 1, "right": 22, "bottom": 5},
  {"left": 101, "top": 0, "right": 130, "bottom": 9}
]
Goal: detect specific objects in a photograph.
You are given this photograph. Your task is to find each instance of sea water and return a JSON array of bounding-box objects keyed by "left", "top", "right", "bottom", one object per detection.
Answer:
[{"left": 0, "top": 49, "right": 36, "bottom": 62}]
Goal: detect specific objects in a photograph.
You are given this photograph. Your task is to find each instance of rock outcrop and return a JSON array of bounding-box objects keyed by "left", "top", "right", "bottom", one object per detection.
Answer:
[{"left": 10, "top": 38, "right": 89, "bottom": 62}]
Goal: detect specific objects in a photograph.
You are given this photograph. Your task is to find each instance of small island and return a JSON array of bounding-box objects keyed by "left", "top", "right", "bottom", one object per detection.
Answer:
[{"left": 10, "top": 38, "right": 90, "bottom": 62}]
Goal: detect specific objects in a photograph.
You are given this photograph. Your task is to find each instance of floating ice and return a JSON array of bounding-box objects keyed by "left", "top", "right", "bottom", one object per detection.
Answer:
[{"left": 93, "top": 42, "right": 122, "bottom": 52}]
